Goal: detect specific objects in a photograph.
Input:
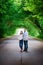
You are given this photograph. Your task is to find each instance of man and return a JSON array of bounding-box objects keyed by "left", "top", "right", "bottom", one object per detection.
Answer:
[{"left": 23, "top": 29, "right": 28, "bottom": 52}]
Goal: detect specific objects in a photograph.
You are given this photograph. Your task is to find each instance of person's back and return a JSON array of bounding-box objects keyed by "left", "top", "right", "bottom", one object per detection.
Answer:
[
  {"left": 23, "top": 31, "right": 28, "bottom": 40},
  {"left": 19, "top": 33, "right": 23, "bottom": 40},
  {"left": 23, "top": 29, "right": 28, "bottom": 52}
]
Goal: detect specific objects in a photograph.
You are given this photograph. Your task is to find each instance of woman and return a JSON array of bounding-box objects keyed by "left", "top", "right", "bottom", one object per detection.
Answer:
[{"left": 19, "top": 31, "right": 23, "bottom": 52}]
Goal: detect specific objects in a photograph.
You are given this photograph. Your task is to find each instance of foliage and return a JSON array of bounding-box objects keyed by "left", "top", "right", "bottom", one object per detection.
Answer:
[{"left": 0, "top": 0, "right": 43, "bottom": 39}]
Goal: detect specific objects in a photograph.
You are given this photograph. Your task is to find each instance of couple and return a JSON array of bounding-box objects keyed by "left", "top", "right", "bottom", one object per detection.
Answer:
[{"left": 19, "top": 29, "right": 28, "bottom": 52}]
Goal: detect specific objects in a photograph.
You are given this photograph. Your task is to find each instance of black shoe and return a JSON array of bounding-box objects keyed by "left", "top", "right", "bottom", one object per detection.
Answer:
[
  {"left": 25, "top": 50, "right": 28, "bottom": 52},
  {"left": 20, "top": 49, "right": 23, "bottom": 52},
  {"left": 23, "top": 50, "right": 25, "bottom": 51},
  {"left": 23, "top": 50, "right": 28, "bottom": 52}
]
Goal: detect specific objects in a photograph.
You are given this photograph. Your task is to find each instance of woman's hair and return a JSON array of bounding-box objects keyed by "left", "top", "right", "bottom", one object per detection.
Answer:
[{"left": 20, "top": 31, "right": 23, "bottom": 34}]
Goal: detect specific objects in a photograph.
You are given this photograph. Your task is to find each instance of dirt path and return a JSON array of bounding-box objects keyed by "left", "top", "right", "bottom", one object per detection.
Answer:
[{"left": 0, "top": 36, "right": 43, "bottom": 65}]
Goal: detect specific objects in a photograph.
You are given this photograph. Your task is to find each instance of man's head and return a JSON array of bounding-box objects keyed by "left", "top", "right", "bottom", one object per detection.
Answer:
[{"left": 24, "top": 28, "right": 26, "bottom": 32}]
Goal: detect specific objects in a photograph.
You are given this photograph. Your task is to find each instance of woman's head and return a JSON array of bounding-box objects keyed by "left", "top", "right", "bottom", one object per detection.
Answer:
[{"left": 20, "top": 31, "right": 23, "bottom": 34}]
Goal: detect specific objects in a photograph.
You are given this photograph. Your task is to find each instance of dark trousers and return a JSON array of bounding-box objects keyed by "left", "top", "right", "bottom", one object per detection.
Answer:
[
  {"left": 24, "top": 40, "right": 28, "bottom": 51},
  {"left": 19, "top": 39, "right": 23, "bottom": 50}
]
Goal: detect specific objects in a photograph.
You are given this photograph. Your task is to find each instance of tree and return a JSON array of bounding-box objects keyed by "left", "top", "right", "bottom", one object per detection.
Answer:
[{"left": 0, "top": 0, "right": 43, "bottom": 39}]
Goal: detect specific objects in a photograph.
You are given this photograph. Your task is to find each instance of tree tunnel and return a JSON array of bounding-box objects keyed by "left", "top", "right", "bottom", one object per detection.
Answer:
[{"left": 0, "top": 0, "right": 43, "bottom": 39}]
